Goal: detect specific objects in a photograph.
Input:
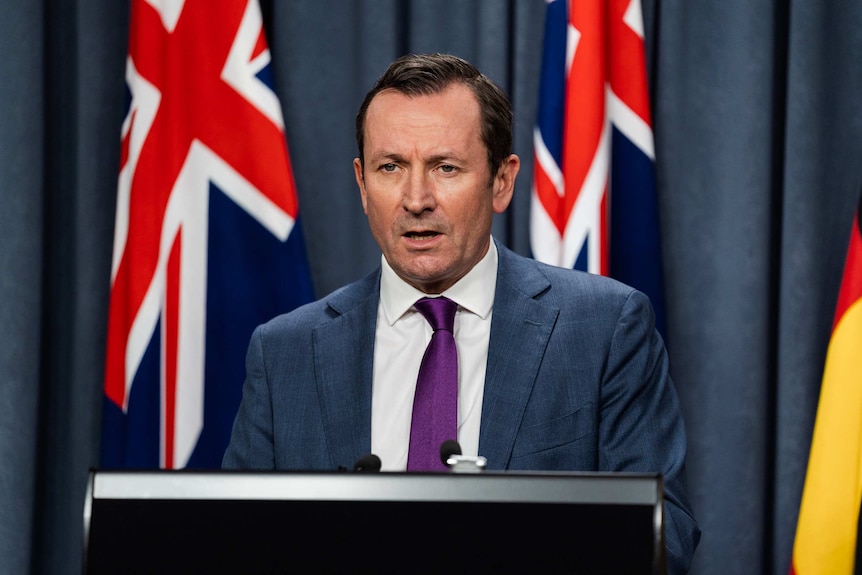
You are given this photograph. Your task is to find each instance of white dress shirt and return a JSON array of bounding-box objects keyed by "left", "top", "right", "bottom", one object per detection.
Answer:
[{"left": 371, "top": 240, "right": 498, "bottom": 471}]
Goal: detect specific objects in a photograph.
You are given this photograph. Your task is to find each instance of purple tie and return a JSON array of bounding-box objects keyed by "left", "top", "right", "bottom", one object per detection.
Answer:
[{"left": 407, "top": 296, "right": 458, "bottom": 471}]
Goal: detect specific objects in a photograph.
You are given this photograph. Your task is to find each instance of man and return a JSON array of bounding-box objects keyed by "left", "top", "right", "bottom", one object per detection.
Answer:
[{"left": 223, "top": 53, "right": 700, "bottom": 572}]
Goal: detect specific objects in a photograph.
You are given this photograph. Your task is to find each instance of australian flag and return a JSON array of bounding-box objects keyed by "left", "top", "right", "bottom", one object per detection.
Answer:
[
  {"left": 530, "top": 0, "right": 666, "bottom": 336},
  {"left": 101, "top": 0, "right": 314, "bottom": 469}
]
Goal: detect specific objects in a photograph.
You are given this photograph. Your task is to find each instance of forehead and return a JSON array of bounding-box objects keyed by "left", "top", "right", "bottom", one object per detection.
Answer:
[{"left": 363, "top": 84, "right": 483, "bottom": 153}]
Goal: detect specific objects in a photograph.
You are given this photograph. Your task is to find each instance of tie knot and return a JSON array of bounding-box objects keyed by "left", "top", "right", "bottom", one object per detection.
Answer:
[{"left": 414, "top": 297, "right": 457, "bottom": 332}]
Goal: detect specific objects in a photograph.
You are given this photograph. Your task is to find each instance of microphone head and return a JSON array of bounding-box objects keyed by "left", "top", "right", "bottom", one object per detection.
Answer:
[
  {"left": 353, "top": 453, "right": 382, "bottom": 472},
  {"left": 439, "top": 439, "right": 462, "bottom": 467}
]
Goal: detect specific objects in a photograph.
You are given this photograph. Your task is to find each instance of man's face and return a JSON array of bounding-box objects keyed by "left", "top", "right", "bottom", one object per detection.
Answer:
[{"left": 354, "top": 83, "right": 519, "bottom": 294}]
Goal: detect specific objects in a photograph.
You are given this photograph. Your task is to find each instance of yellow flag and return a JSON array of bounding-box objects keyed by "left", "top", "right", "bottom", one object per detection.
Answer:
[{"left": 791, "top": 199, "right": 862, "bottom": 574}]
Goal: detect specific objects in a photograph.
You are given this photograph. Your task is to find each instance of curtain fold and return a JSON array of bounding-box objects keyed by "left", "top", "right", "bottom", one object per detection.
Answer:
[
  {"left": 654, "top": 2, "right": 786, "bottom": 572},
  {"left": 0, "top": 3, "right": 46, "bottom": 574}
]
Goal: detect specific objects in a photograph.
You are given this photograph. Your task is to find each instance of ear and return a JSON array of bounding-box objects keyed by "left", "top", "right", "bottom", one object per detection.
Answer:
[
  {"left": 354, "top": 157, "right": 368, "bottom": 214},
  {"left": 492, "top": 154, "right": 520, "bottom": 214}
]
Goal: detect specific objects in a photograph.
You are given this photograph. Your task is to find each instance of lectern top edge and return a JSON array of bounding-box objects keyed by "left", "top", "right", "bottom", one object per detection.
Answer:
[{"left": 88, "top": 469, "right": 662, "bottom": 505}]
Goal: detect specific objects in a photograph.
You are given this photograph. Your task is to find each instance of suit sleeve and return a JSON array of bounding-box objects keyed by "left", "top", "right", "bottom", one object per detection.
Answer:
[
  {"left": 599, "top": 289, "right": 701, "bottom": 574},
  {"left": 222, "top": 325, "right": 276, "bottom": 469}
]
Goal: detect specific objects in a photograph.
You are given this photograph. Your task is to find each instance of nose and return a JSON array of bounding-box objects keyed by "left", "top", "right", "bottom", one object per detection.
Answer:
[{"left": 402, "top": 170, "right": 436, "bottom": 214}]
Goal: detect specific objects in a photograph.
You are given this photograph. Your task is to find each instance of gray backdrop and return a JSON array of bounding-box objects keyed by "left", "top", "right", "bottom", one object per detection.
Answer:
[{"left": 1, "top": 1, "right": 861, "bottom": 573}]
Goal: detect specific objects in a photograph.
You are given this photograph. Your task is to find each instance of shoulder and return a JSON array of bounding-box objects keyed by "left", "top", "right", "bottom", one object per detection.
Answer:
[
  {"left": 495, "top": 242, "right": 641, "bottom": 309},
  {"left": 257, "top": 268, "right": 381, "bottom": 338}
]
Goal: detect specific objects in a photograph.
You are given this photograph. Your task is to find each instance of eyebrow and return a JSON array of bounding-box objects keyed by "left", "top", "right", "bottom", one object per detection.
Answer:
[
  {"left": 370, "top": 152, "right": 406, "bottom": 164},
  {"left": 371, "top": 151, "right": 463, "bottom": 165}
]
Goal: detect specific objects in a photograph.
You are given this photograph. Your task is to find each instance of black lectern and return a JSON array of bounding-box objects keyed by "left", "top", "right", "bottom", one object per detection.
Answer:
[{"left": 83, "top": 469, "right": 665, "bottom": 574}]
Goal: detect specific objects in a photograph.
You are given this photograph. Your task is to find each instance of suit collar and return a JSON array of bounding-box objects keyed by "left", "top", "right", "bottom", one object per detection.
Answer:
[
  {"left": 479, "top": 242, "right": 559, "bottom": 469},
  {"left": 313, "top": 269, "right": 380, "bottom": 469}
]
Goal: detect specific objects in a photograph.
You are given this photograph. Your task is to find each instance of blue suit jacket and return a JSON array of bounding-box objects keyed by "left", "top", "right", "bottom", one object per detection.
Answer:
[{"left": 224, "top": 241, "right": 700, "bottom": 572}]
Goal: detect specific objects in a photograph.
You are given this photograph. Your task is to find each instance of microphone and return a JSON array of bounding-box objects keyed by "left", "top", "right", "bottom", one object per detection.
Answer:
[
  {"left": 440, "top": 440, "right": 487, "bottom": 473},
  {"left": 353, "top": 453, "right": 382, "bottom": 472},
  {"left": 439, "top": 439, "right": 462, "bottom": 467}
]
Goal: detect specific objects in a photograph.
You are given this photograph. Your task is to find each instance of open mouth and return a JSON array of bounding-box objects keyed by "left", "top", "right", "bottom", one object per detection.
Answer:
[{"left": 405, "top": 231, "right": 440, "bottom": 241}]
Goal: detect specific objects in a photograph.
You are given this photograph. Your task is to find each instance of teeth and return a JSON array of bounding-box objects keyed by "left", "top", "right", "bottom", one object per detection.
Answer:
[{"left": 408, "top": 232, "right": 436, "bottom": 240}]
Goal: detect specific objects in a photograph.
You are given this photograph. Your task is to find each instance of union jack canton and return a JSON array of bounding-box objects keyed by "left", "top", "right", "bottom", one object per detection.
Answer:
[{"left": 531, "top": 0, "right": 666, "bottom": 336}]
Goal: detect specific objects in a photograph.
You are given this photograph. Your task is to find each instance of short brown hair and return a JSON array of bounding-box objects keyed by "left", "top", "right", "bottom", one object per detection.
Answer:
[{"left": 355, "top": 53, "right": 513, "bottom": 182}]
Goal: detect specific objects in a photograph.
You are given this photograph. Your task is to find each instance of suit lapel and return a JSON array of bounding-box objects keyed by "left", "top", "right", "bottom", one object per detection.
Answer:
[
  {"left": 313, "top": 272, "right": 379, "bottom": 469},
  {"left": 479, "top": 244, "right": 559, "bottom": 470}
]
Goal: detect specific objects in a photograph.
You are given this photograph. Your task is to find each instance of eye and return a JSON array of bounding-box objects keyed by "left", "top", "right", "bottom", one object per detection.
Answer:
[
  {"left": 438, "top": 164, "right": 456, "bottom": 174},
  {"left": 380, "top": 163, "right": 397, "bottom": 172}
]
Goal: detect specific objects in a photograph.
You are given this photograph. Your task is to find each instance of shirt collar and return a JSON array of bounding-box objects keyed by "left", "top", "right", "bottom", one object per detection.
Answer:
[{"left": 380, "top": 238, "right": 498, "bottom": 325}]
